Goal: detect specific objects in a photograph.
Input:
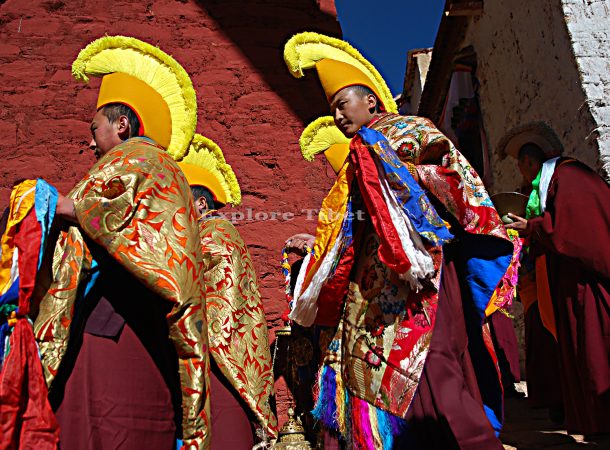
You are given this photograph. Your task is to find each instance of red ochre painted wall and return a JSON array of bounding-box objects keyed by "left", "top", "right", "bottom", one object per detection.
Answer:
[{"left": 0, "top": 0, "right": 340, "bottom": 424}]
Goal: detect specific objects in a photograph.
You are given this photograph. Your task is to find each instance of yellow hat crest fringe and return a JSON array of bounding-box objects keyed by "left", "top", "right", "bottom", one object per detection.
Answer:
[
  {"left": 300, "top": 116, "right": 351, "bottom": 173},
  {"left": 179, "top": 134, "right": 241, "bottom": 206},
  {"left": 283, "top": 32, "right": 397, "bottom": 113},
  {"left": 299, "top": 116, "right": 349, "bottom": 161},
  {"left": 72, "top": 35, "right": 197, "bottom": 160}
]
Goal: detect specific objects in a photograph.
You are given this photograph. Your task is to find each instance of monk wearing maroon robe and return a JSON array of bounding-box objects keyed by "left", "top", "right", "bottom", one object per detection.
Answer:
[
  {"left": 489, "top": 310, "right": 521, "bottom": 396},
  {"left": 519, "top": 260, "right": 564, "bottom": 415},
  {"left": 508, "top": 144, "right": 610, "bottom": 435}
]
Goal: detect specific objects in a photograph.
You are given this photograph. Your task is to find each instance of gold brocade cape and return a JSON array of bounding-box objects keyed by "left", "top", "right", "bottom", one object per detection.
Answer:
[
  {"left": 33, "top": 138, "right": 211, "bottom": 449},
  {"left": 199, "top": 216, "right": 277, "bottom": 439}
]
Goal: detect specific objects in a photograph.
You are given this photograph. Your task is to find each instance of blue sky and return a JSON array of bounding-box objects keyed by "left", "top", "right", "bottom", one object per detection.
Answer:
[{"left": 335, "top": 0, "right": 445, "bottom": 95}]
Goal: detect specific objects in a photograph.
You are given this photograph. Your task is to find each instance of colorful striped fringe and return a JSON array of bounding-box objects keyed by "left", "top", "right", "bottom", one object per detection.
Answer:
[
  {"left": 312, "top": 364, "right": 406, "bottom": 449},
  {"left": 311, "top": 364, "right": 339, "bottom": 430}
]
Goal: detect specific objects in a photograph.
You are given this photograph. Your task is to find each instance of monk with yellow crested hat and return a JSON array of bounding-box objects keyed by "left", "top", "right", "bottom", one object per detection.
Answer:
[
  {"left": 28, "top": 36, "right": 211, "bottom": 449},
  {"left": 177, "top": 135, "right": 278, "bottom": 448},
  {"left": 283, "top": 32, "right": 521, "bottom": 449}
]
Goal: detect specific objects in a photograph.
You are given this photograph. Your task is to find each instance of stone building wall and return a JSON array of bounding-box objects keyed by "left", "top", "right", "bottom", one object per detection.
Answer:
[
  {"left": 459, "top": 0, "right": 600, "bottom": 192},
  {"left": 561, "top": 0, "right": 610, "bottom": 180},
  {"left": 0, "top": 0, "right": 341, "bottom": 421},
  {"left": 401, "top": 49, "right": 433, "bottom": 115}
]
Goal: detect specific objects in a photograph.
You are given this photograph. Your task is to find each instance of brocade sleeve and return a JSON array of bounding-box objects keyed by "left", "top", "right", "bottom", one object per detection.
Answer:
[
  {"left": 199, "top": 218, "right": 277, "bottom": 439},
  {"left": 72, "top": 140, "right": 211, "bottom": 449}
]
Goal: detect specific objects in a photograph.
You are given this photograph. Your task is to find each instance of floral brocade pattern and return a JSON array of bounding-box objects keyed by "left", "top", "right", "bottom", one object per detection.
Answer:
[
  {"left": 371, "top": 114, "right": 508, "bottom": 241},
  {"left": 370, "top": 114, "right": 517, "bottom": 314},
  {"left": 315, "top": 114, "right": 516, "bottom": 423},
  {"left": 340, "top": 226, "right": 443, "bottom": 417},
  {"left": 34, "top": 138, "right": 211, "bottom": 449},
  {"left": 199, "top": 217, "right": 277, "bottom": 438}
]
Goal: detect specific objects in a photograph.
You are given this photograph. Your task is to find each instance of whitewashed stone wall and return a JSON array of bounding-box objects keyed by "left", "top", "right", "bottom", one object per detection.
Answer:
[
  {"left": 459, "top": 0, "right": 601, "bottom": 192},
  {"left": 405, "top": 52, "right": 432, "bottom": 115},
  {"left": 561, "top": 0, "right": 610, "bottom": 180}
]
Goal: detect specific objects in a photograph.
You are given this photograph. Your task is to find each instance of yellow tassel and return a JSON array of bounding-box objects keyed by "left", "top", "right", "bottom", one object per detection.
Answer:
[
  {"left": 335, "top": 368, "right": 347, "bottom": 436},
  {"left": 72, "top": 35, "right": 197, "bottom": 161},
  {"left": 284, "top": 32, "right": 397, "bottom": 113}
]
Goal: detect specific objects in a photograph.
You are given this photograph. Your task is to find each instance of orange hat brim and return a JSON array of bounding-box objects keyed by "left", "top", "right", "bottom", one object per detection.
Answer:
[
  {"left": 315, "top": 59, "right": 385, "bottom": 109},
  {"left": 178, "top": 162, "right": 228, "bottom": 205},
  {"left": 324, "top": 143, "right": 350, "bottom": 174},
  {"left": 97, "top": 72, "right": 172, "bottom": 149}
]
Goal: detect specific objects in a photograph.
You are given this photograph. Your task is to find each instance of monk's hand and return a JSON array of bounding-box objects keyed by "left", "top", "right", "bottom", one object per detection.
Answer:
[
  {"left": 505, "top": 213, "right": 528, "bottom": 235},
  {"left": 56, "top": 194, "right": 78, "bottom": 224},
  {"left": 285, "top": 233, "right": 315, "bottom": 255}
]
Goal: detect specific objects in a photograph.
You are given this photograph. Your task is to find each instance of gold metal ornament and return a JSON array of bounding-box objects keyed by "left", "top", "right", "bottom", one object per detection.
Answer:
[{"left": 273, "top": 407, "right": 311, "bottom": 450}]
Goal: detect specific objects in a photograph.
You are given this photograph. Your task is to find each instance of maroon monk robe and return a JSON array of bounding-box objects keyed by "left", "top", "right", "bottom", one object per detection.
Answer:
[
  {"left": 209, "top": 360, "right": 254, "bottom": 450},
  {"left": 519, "top": 269, "right": 563, "bottom": 409},
  {"left": 52, "top": 246, "right": 182, "bottom": 450},
  {"left": 489, "top": 311, "right": 521, "bottom": 389},
  {"left": 527, "top": 159, "right": 610, "bottom": 435},
  {"left": 524, "top": 302, "right": 563, "bottom": 409}
]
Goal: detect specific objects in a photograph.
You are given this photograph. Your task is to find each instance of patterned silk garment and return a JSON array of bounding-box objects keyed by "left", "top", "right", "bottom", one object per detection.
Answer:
[
  {"left": 370, "top": 113, "right": 509, "bottom": 241},
  {"left": 370, "top": 113, "right": 517, "bottom": 314},
  {"left": 34, "top": 137, "right": 211, "bottom": 449},
  {"left": 340, "top": 221, "right": 444, "bottom": 418},
  {"left": 198, "top": 216, "right": 277, "bottom": 439}
]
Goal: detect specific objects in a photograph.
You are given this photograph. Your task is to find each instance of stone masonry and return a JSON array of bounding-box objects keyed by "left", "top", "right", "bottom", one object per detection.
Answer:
[
  {"left": 457, "top": 0, "right": 602, "bottom": 192},
  {"left": 561, "top": 0, "right": 610, "bottom": 180}
]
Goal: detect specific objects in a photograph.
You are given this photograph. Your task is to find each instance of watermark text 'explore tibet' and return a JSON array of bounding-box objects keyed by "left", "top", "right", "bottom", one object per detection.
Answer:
[{"left": 213, "top": 207, "right": 367, "bottom": 223}]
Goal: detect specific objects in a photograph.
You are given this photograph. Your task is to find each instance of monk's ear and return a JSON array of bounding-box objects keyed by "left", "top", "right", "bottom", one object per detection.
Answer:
[
  {"left": 367, "top": 94, "right": 378, "bottom": 113},
  {"left": 117, "top": 115, "right": 130, "bottom": 139},
  {"left": 198, "top": 196, "right": 208, "bottom": 210}
]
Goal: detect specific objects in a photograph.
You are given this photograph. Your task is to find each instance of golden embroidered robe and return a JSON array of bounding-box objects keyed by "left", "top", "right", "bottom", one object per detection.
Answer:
[
  {"left": 199, "top": 216, "right": 277, "bottom": 439},
  {"left": 33, "top": 138, "right": 211, "bottom": 449}
]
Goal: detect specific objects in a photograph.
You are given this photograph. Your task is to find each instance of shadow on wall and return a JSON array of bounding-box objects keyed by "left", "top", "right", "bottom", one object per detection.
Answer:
[{"left": 197, "top": 0, "right": 342, "bottom": 124}]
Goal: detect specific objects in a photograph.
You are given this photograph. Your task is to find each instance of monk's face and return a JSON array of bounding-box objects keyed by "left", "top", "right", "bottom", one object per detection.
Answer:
[
  {"left": 89, "top": 109, "right": 125, "bottom": 160},
  {"left": 518, "top": 155, "right": 542, "bottom": 185},
  {"left": 330, "top": 87, "right": 377, "bottom": 138}
]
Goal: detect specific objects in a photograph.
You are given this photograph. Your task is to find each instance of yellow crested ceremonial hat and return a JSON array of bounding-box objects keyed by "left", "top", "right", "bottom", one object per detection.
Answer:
[
  {"left": 178, "top": 135, "right": 241, "bottom": 206},
  {"left": 285, "top": 32, "right": 396, "bottom": 172},
  {"left": 299, "top": 116, "right": 350, "bottom": 174},
  {"left": 72, "top": 35, "right": 197, "bottom": 160},
  {"left": 284, "top": 32, "right": 397, "bottom": 113},
  {"left": 315, "top": 58, "right": 383, "bottom": 104}
]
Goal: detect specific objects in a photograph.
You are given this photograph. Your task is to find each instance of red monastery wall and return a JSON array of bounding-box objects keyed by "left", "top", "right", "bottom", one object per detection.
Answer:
[{"left": 0, "top": 0, "right": 340, "bottom": 421}]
